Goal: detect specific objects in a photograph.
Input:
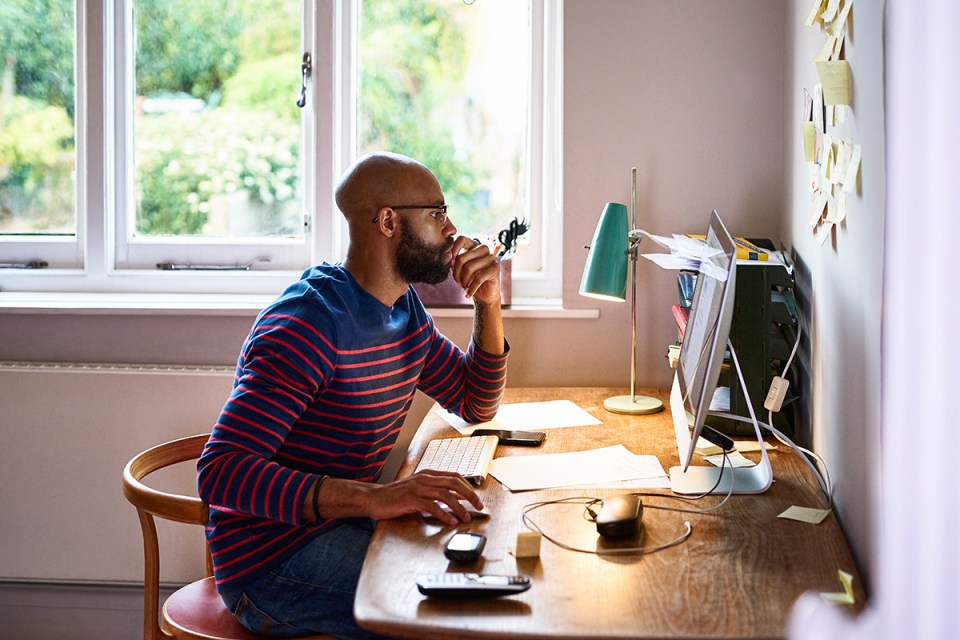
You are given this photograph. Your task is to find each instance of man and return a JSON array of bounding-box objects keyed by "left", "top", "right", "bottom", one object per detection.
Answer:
[{"left": 197, "top": 152, "right": 508, "bottom": 638}]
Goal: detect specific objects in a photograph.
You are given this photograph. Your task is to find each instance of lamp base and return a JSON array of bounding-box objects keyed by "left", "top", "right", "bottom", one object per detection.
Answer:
[{"left": 603, "top": 394, "right": 664, "bottom": 415}]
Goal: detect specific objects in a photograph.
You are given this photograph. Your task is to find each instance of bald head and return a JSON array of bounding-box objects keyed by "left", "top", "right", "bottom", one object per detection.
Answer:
[{"left": 335, "top": 152, "right": 442, "bottom": 224}]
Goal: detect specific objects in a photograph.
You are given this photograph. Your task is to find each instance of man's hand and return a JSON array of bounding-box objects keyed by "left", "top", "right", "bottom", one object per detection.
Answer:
[
  {"left": 368, "top": 471, "right": 483, "bottom": 525},
  {"left": 312, "top": 472, "right": 483, "bottom": 526},
  {"left": 450, "top": 236, "right": 501, "bottom": 305}
]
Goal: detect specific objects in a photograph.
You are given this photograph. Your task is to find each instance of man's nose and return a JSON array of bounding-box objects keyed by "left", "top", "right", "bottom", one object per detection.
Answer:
[{"left": 443, "top": 216, "right": 457, "bottom": 236}]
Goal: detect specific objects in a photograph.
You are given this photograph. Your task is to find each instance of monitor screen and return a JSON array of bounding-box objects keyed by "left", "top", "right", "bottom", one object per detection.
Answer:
[
  {"left": 669, "top": 210, "right": 772, "bottom": 495},
  {"left": 672, "top": 211, "right": 737, "bottom": 470}
]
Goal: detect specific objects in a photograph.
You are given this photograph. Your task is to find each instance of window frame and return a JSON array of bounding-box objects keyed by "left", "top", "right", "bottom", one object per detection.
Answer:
[{"left": 0, "top": 0, "right": 562, "bottom": 301}]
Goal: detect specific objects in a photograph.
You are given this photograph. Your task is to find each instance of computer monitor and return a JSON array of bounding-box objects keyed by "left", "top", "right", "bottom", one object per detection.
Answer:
[{"left": 668, "top": 210, "right": 772, "bottom": 495}]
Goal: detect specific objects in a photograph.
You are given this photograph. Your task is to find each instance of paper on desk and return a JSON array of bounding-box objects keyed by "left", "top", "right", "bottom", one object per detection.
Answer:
[
  {"left": 778, "top": 505, "right": 832, "bottom": 524},
  {"left": 436, "top": 399, "right": 602, "bottom": 436},
  {"left": 820, "top": 570, "right": 856, "bottom": 605},
  {"left": 490, "top": 444, "right": 668, "bottom": 492},
  {"left": 704, "top": 450, "right": 755, "bottom": 468}
]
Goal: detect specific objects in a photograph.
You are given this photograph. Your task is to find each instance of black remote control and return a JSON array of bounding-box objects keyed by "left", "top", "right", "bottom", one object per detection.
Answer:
[{"left": 416, "top": 573, "right": 532, "bottom": 598}]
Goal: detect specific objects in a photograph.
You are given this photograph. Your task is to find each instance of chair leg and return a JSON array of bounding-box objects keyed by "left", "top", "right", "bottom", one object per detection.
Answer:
[{"left": 138, "top": 509, "right": 164, "bottom": 640}]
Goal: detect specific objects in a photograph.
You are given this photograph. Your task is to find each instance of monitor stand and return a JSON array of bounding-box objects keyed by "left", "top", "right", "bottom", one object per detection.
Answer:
[
  {"left": 668, "top": 343, "right": 773, "bottom": 496},
  {"left": 669, "top": 458, "right": 772, "bottom": 495}
]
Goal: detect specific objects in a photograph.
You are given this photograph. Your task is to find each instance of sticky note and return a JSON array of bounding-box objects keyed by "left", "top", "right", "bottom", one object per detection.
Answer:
[
  {"left": 820, "top": 569, "right": 856, "bottom": 605},
  {"left": 814, "top": 220, "right": 833, "bottom": 245},
  {"left": 820, "top": 0, "right": 842, "bottom": 22},
  {"left": 802, "top": 122, "right": 816, "bottom": 162},
  {"left": 816, "top": 60, "right": 852, "bottom": 106},
  {"left": 809, "top": 190, "right": 827, "bottom": 228},
  {"left": 804, "top": 0, "right": 827, "bottom": 26},
  {"left": 812, "top": 36, "right": 836, "bottom": 63},
  {"left": 826, "top": 0, "right": 854, "bottom": 38},
  {"left": 779, "top": 505, "right": 832, "bottom": 524},
  {"left": 808, "top": 164, "right": 821, "bottom": 193}
]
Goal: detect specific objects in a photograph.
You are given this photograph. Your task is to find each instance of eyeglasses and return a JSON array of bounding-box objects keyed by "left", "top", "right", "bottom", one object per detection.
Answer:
[{"left": 372, "top": 204, "right": 449, "bottom": 226}]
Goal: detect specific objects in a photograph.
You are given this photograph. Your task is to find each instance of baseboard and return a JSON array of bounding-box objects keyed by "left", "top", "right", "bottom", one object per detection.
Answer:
[{"left": 0, "top": 581, "right": 176, "bottom": 640}]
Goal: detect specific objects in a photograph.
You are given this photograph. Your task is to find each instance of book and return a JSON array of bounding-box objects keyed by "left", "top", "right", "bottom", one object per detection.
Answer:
[{"left": 685, "top": 235, "right": 770, "bottom": 261}]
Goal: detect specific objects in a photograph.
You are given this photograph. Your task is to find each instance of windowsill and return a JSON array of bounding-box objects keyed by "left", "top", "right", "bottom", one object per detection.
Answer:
[{"left": 0, "top": 291, "right": 601, "bottom": 319}]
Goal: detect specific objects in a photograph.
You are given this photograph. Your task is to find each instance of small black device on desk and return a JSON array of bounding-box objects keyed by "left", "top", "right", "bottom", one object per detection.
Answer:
[
  {"left": 444, "top": 532, "right": 486, "bottom": 563},
  {"left": 471, "top": 429, "right": 545, "bottom": 446}
]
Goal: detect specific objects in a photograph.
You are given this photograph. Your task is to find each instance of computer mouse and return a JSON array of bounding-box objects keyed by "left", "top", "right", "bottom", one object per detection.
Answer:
[
  {"left": 596, "top": 494, "right": 643, "bottom": 538},
  {"left": 420, "top": 499, "right": 491, "bottom": 522}
]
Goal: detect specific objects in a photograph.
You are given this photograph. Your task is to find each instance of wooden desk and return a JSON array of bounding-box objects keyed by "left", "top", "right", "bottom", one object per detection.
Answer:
[{"left": 355, "top": 387, "right": 864, "bottom": 639}]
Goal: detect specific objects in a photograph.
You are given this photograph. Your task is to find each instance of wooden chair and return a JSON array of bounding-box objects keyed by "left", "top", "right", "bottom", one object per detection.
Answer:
[{"left": 122, "top": 433, "right": 330, "bottom": 640}]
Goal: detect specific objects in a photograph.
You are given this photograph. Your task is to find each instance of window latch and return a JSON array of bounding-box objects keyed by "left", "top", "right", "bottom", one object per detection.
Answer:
[
  {"left": 296, "top": 52, "right": 312, "bottom": 108},
  {"left": 155, "top": 258, "right": 270, "bottom": 271}
]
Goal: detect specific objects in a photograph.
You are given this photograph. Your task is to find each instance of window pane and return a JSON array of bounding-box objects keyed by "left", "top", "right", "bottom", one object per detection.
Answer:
[
  {"left": 357, "top": 0, "right": 530, "bottom": 241},
  {"left": 0, "top": 0, "right": 76, "bottom": 236},
  {"left": 133, "top": 0, "right": 302, "bottom": 239}
]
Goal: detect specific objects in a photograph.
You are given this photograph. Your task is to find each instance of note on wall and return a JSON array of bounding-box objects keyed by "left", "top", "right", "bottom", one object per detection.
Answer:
[
  {"left": 816, "top": 60, "right": 851, "bottom": 105},
  {"left": 803, "top": 0, "right": 860, "bottom": 243}
]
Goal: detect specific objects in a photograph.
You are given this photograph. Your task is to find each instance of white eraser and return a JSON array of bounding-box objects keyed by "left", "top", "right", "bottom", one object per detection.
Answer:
[{"left": 513, "top": 530, "right": 541, "bottom": 558}]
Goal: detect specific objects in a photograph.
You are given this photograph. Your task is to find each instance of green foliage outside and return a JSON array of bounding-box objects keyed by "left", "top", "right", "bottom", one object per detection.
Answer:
[
  {"left": 1, "top": 0, "right": 486, "bottom": 238},
  {"left": 359, "top": 0, "right": 487, "bottom": 235}
]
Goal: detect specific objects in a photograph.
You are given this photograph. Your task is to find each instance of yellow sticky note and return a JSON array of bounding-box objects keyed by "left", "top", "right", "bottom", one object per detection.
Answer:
[
  {"left": 826, "top": 0, "right": 854, "bottom": 38},
  {"left": 804, "top": 0, "right": 827, "bottom": 26},
  {"left": 820, "top": 569, "right": 856, "bottom": 605},
  {"left": 820, "top": 0, "right": 842, "bottom": 22},
  {"left": 778, "top": 505, "right": 832, "bottom": 524},
  {"left": 802, "top": 122, "right": 816, "bottom": 162},
  {"left": 812, "top": 36, "right": 836, "bottom": 63},
  {"left": 816, "top": 60, "right": 852, "bottom": 105}
]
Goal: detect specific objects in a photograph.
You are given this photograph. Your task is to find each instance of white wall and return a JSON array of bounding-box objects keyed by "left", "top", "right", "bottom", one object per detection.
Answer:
[{"left": 783, "top": 0, "right": 886, "bottom": 584}]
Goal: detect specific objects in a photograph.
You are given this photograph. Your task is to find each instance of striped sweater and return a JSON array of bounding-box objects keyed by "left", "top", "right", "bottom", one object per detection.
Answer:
[{"left": 197, "top": 263, "right": 508, "bottom": 589}]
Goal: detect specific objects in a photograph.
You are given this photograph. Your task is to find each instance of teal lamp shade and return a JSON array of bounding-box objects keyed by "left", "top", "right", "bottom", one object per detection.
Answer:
[{"left": 579, "top": 202, "right": 629, "bottom": 301}]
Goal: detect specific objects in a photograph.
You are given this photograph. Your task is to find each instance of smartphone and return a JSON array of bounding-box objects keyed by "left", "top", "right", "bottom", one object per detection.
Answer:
[
  {"left": 471, "top": 429, "right": 545, "bottom": 446},
  {"left": 444, "top": 532, "right": 487, "bottom": 563}
]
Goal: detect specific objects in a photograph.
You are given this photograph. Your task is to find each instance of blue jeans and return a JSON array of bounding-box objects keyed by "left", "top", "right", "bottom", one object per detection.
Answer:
[{"left": 218, "top": 519, "right": 390, "bottom": 639}]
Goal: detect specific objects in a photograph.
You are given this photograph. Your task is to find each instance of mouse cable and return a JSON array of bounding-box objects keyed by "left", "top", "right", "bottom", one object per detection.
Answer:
[
  {"left": 520, "top": 497, "right": 693, "bottom": 556},
  {"left": 627, "top": 449, "right": 737, "bottom": 515}
]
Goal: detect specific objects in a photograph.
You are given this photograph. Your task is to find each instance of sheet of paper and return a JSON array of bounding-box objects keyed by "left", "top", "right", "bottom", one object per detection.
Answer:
[
  {"left": 816, "top": 60, "right": 852, "bottom": 105},
  {"left": 436, "top": 399, "right": 602, "bottom": 435},
  {"left": 489, "top": 444, "right": 667, "bottom": 492},
  {"left": 820, "top": 569, "right": 856, "bottom": 604},
  {"left": 779, "top": 505, "right": 832, "bottom": 524},
  {"left": 814, "top": 219, "right": 834, "bottom": 245},
  {"left": 842, "top": 144, "right": 862, "bottom": 193},
  {"left": 704, "top": 450, "right": 755, "bottom": 468},
  {"left": 809, "top": 190, "right": 827, "bottom": 228}
]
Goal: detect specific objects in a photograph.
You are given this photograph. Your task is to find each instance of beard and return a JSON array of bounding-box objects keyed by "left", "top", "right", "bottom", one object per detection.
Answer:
[{"left": 395, "top": 217, "right": 454, "bottom": 284}]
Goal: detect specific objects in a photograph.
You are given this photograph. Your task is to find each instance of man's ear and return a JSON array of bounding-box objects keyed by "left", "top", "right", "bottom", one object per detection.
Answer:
[{"left": 374, "top": 206, "right": 400, "bottom": 238}]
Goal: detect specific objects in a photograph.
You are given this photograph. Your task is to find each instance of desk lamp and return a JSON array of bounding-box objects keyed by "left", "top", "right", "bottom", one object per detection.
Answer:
[{"left": 579, "top": 168, "right": 664, "bottom": 415}]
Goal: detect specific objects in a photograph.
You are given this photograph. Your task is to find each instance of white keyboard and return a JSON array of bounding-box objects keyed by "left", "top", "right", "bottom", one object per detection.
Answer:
[{"left": 414, "top": 435, "right": 499, "bottom": 486}]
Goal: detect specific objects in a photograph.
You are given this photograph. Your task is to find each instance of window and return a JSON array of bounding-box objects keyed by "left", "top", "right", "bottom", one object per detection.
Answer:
[
  {"left": 0, "top": 0, "right": 562, "bottom": 299},
  {"left": 0, "top": 1, "right": 76, "bottom": 237}
]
